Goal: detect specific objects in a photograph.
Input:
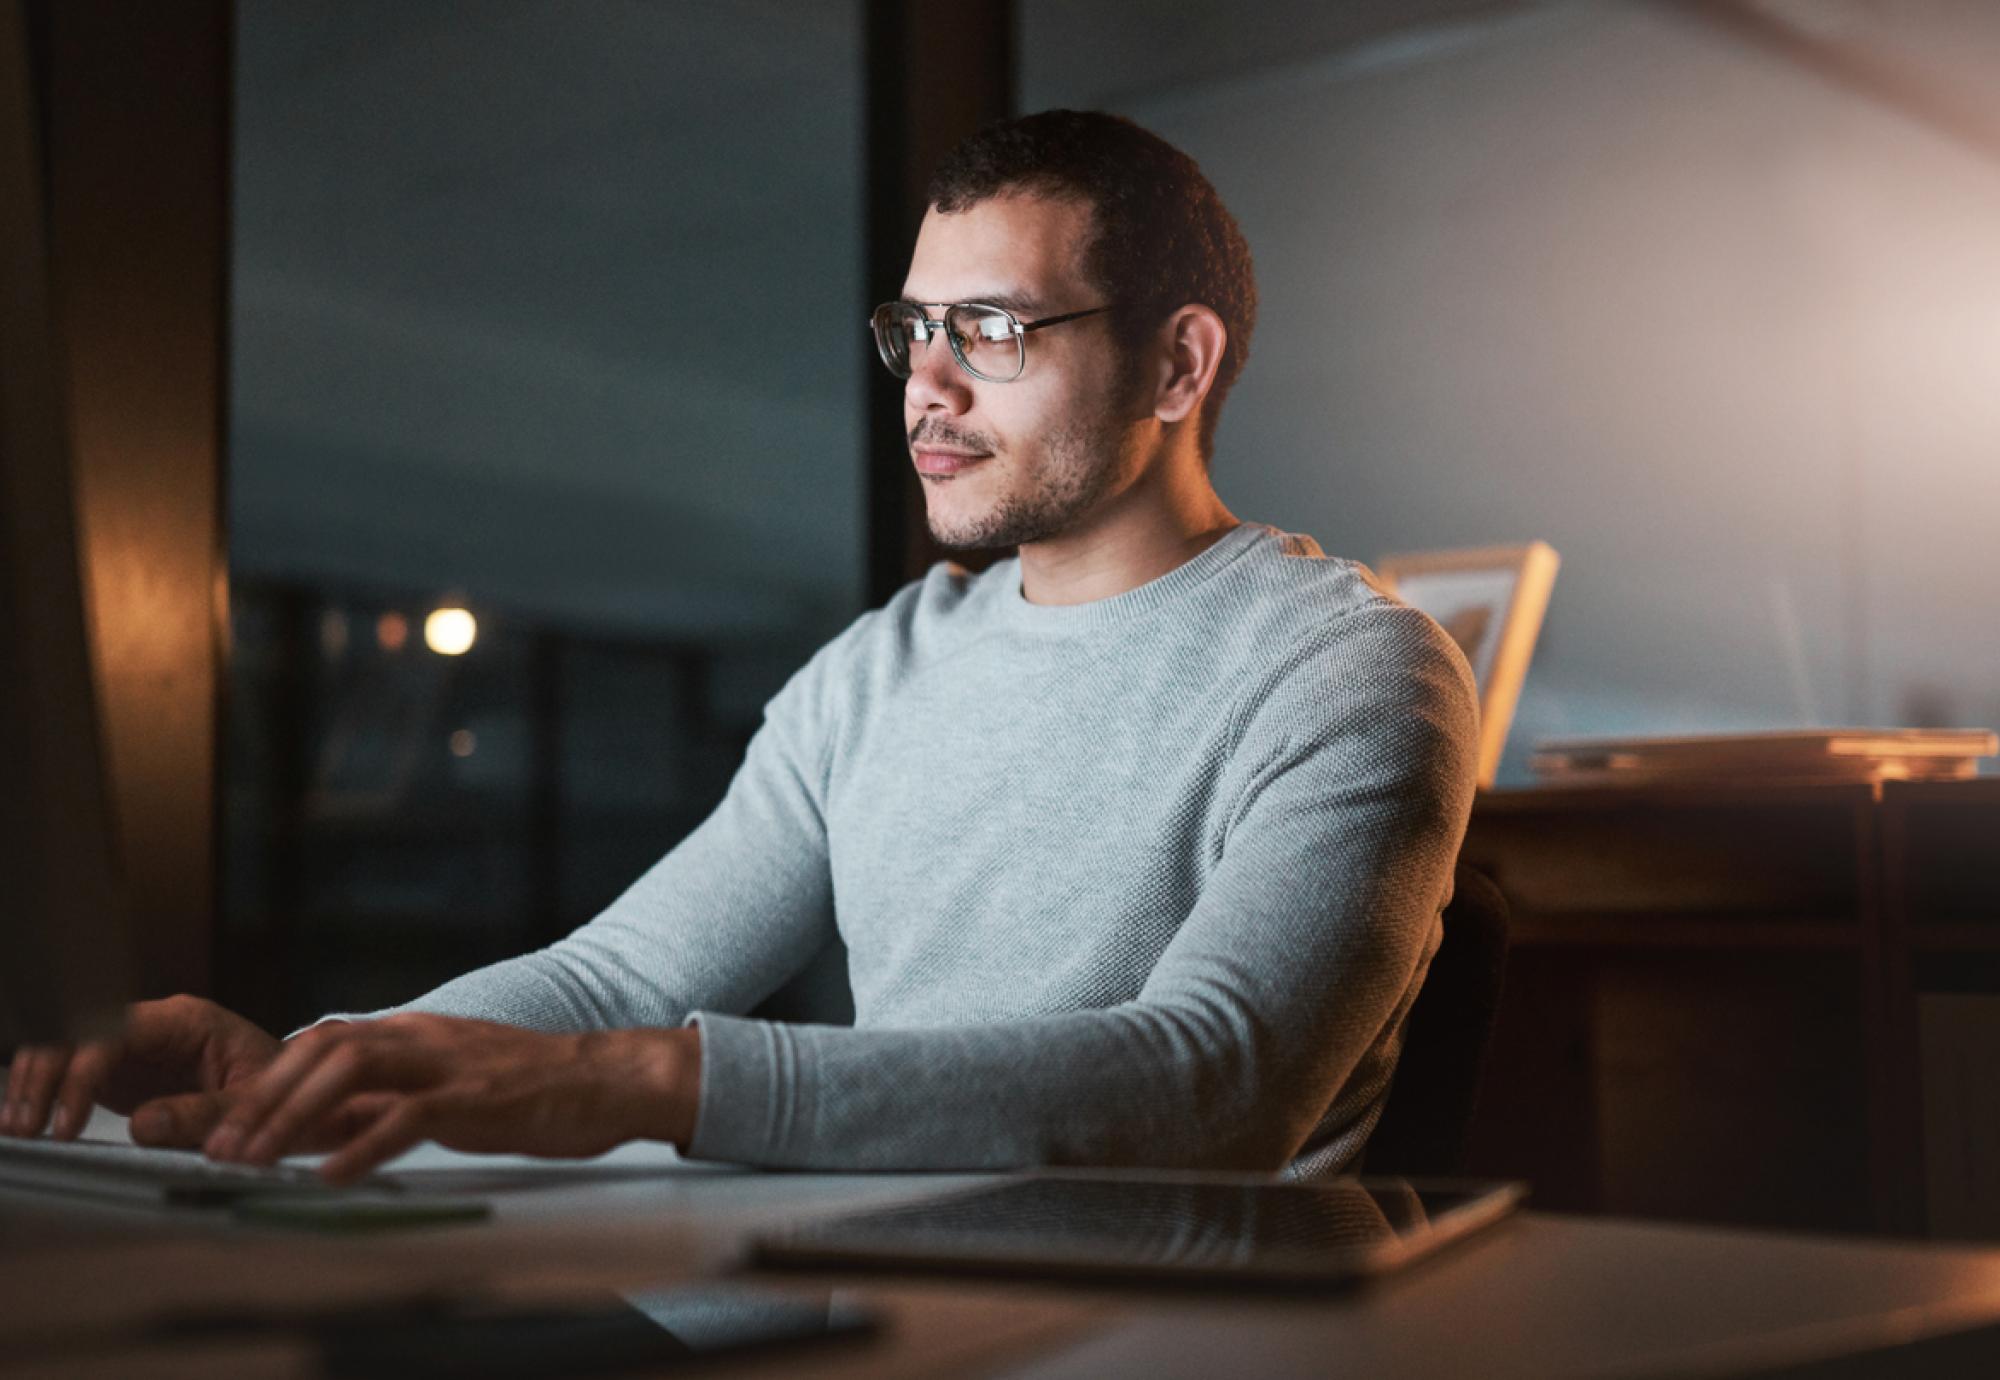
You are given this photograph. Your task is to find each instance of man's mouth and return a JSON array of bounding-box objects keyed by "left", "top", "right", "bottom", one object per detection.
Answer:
[{"left": 913, "top": 449, "right": 991, "bottom": 476}]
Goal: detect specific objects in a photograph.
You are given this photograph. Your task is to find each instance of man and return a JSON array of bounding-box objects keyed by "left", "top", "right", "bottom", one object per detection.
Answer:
[{"left": 2, "top": 111, "right": 1477, "bottom": 1183}]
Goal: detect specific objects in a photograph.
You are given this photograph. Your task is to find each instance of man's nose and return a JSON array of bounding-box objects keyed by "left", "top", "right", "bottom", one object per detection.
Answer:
[{"left": 903, "top": 330, "right": 974, "bottom": 414}]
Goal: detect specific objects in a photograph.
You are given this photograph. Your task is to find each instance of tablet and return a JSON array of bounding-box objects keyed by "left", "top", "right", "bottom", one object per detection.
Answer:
[{"left": 753, "top": 1172, "right": 1526, "bottom": 1288}]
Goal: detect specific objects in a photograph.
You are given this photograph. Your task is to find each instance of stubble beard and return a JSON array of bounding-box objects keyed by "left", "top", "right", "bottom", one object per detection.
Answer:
[{"left": 924, "top": 408, "right": 1131, "bottom": 552}]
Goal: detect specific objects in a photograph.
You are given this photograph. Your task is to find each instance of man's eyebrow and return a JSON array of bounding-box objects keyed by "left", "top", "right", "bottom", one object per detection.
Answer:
[{"left": 898, "top": 290, "right": 1046, "bottom": 315}]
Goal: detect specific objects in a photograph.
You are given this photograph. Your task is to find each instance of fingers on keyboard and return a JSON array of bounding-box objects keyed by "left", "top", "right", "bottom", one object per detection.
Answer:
[
  {"left": 130, "top": 1090, "right": 227, "bottom": 1149},
  {"left": 5, "top": 1046, "right": 73, "bottom": 1136},
  {"left": 53, "top": 1044, "right": 114, "bottom": 1140}
]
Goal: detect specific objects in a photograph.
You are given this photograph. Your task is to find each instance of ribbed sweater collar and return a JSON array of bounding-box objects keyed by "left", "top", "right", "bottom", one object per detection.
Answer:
[{"left": 991, "top": 521, "right": 1271, "bottom": 635}]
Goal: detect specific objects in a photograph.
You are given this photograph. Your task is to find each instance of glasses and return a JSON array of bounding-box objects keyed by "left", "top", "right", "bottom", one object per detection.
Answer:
[{"left": 870, "top": 301, "right": 1120, "bottom": 383}]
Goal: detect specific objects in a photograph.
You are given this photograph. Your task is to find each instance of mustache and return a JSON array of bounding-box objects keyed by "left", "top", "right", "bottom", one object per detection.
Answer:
[{"left": 908, "top": 419, "right": 997, "bottom": 454}]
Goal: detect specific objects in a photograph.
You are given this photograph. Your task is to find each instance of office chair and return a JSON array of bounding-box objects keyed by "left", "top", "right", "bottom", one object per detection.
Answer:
[{"left": 1362, "top": 861, "right": 1511, "bottom": 1177}]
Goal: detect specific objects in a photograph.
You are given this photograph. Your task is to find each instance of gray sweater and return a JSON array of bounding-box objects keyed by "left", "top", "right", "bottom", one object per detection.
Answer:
[{"left": 360, "top": 522, "right": 1479, "bottom": 1176}]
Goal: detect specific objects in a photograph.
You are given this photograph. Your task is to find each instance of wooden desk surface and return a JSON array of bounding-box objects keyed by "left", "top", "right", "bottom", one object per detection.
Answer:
[{"left": 6, "top": 1116, "right": 2000, "bottom": 1378}]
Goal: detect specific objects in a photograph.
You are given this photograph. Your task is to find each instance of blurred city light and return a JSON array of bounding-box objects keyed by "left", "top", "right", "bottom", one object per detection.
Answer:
[{"left": 425, "top": 606, "right": 477, "bottom": 656}]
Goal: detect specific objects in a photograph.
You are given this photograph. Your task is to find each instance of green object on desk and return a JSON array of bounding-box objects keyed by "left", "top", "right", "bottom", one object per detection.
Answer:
[{"left": 232, "top": 1195, "right": 492, "bottom": 1232}]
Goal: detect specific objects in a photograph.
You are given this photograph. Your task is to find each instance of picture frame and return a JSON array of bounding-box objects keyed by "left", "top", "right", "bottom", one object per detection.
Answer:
[{"left": 1375, "top": 542, "right": 1560, "bottom": 789}]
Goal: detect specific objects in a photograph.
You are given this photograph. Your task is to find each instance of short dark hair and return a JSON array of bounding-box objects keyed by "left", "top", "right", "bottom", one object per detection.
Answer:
[{"left": 926, "top": 110, "right": 1258, "bottom": 462}]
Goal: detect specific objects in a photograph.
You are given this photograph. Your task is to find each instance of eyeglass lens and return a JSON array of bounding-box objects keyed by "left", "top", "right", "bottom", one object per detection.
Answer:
[{"left": 872, "top": 304, "right": 1022, "bottom": 382}]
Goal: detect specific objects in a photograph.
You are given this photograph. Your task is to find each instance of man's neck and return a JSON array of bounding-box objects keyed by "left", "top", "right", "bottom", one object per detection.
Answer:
[{"left": 1016, "top": 458, "right": 1240, "bottom": 607}]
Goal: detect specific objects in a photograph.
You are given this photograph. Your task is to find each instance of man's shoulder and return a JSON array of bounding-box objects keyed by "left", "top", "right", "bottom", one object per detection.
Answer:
[
  {"left": 1224, "top": 526, "right": 1479, "bottom": 735},
  {"left": 778, "top": 557, "right": 1000, "bottom": 700},
  {"left": 864, "top": 555, "right": 1003, "bottom": 647},
  {"left": 1214, "top": 523, "right": 1408, "bottom": 646}
]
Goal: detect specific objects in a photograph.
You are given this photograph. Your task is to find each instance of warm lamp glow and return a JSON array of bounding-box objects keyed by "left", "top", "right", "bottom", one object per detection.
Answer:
[{"left": 425, "top": 607, "right": 477, "bottom": 656}]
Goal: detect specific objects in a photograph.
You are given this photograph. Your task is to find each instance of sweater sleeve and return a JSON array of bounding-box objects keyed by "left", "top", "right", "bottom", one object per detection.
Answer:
[
  {"left": 683, "top": 604, "right": 1479, "bottom": 1172},
  {"left": 332, "top": 633, "right": 846, "bottom": 1034}
]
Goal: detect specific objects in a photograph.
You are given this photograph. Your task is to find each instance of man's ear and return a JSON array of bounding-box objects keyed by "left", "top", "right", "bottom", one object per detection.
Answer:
[{"left": 1150, "top": 304, "right": 1227, "bottom": 426}]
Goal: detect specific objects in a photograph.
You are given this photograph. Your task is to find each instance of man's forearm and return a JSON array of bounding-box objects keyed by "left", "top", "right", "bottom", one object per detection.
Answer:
[{"left": 190, "top": 1017, "right": 708, "bottom": 1178}]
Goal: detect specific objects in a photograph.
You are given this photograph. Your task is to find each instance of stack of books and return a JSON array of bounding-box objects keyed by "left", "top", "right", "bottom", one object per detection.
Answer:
[{"left": 1530, "top": 729, "right": 1998, "bottom": 788}]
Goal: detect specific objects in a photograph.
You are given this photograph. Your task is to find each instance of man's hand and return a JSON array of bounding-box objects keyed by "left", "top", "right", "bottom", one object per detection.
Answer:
[
  {"left": 1, "top": 995, "right": 282, "bottom": 1144},
  {"left": 199, "top": 1014, "right": 702, "bottom": 1185}
]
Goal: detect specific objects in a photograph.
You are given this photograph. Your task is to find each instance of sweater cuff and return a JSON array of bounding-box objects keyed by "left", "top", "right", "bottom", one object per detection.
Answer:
[{"left": 683, "top": 1011, "right": 805, "bottom": 1164}]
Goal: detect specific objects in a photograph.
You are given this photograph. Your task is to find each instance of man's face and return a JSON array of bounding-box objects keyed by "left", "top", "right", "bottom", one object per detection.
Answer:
[{"left": 899, "top": 192, "right": 1144, "bottom": 551}]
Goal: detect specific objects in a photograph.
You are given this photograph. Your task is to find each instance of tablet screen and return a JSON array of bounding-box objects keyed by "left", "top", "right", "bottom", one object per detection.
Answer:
[{"left": 754, "top": 1173, "right": 1524, "bottom": 1287}]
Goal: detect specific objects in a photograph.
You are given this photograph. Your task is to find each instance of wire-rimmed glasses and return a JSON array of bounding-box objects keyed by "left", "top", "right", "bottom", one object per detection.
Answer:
[{"left": 870, "top": 301, "right": 1119, "bottom": 383}]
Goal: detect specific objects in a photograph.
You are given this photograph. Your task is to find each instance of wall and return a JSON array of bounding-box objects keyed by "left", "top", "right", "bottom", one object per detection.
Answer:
[{"left": 1023, "top": 1, "right": 2000, "bottom": 780}]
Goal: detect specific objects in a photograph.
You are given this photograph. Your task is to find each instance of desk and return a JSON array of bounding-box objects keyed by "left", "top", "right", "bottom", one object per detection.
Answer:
[{"left": 7, "top": 1115, "right": 2000, "bottom": 1377}]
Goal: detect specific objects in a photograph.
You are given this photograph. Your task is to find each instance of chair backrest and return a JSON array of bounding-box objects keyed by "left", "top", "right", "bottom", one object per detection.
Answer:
[{"left": 1362, "top": 861, "right": 1511, "bottom": 1176}]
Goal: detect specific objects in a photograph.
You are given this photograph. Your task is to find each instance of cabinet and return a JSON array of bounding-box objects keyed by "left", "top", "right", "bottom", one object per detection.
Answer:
[{"left": 1460, "top": 779, "right": 2000, "bottom": 1236}]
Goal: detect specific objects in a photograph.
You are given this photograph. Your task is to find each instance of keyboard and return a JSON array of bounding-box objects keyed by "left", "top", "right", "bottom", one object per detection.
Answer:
[{"left": 0, "top": 1135, "right": 399, "bottom": 1206}]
